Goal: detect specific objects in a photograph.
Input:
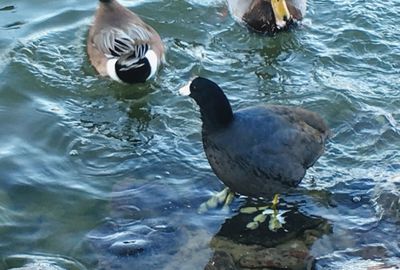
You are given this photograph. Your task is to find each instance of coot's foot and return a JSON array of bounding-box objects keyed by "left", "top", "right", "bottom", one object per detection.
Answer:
[
  {"left": 242, "top": 194, "right": 288, "bottom": 231},
  {"left": 198, "top": 187, "right": 235, "bottom": 214}
]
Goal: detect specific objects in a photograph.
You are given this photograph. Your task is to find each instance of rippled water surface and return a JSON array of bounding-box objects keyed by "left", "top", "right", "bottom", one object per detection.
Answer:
[{"left": 0, "top": 0, "right": 399, "bottom": 269}]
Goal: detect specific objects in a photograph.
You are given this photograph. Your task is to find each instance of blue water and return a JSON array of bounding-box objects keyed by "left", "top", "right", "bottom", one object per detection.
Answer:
[{"left": 0, "top": 0, "right": 399, "bottom": 269}]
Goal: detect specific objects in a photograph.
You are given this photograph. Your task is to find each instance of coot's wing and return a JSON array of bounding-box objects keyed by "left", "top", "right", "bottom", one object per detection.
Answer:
[
  {"left": 246, "top": 130, "right": 308, "bottom": 187},
  {"left": 289, "top": 107, "right": 330, "bottom": 138},
  {"left": 227, "top": 105, "right": 328, "bottom": 187},
  {"left": 271, "top": 106, "right": 330, "bottom": 168}
]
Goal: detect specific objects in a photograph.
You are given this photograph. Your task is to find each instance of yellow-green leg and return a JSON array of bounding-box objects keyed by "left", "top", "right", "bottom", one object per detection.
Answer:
[
  {"left": 268, "top": 194, "right": 285, "bottom": 231},
  {"left": 272, "top": 193, "right": 279, "bottom": 208}
]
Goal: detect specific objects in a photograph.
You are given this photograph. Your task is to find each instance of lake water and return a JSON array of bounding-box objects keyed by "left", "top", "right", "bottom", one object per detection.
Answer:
[{"left": 0, "top": 0, "right": 399, "bottom": 269}]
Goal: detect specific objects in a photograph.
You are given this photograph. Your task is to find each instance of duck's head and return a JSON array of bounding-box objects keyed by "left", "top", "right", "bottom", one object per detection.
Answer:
[
  {"left": 237, "top": 0, "right": 299, "bottom": 33},
  {"left": 179, "top": 77, "right": 234, "bottom": 131},
  {"left": 270, "top": 0, "right": 292, "bottom": 29}
]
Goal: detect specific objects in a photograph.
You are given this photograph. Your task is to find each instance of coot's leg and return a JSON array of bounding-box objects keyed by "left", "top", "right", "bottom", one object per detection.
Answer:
[
  {"left": 272, "top": 193, "right": 280, "bottom": 208},
  {"left": 222, "top": 190, "right": 235, "bottom": 211}
]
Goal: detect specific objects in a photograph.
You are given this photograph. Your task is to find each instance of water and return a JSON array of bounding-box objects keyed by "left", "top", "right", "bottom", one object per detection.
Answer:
[{"left": 0, "top": 0, "right": 399, "bottom": 269}]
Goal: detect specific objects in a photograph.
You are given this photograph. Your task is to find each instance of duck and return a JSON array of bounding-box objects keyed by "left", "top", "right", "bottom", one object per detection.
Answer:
[
  {"left": 87, "top": 0, "right": 164, "bottom": 83},
  {"left": 226, "top": 0, "right": 307, "bottom": 34},
  {"left": 179, "top": 77, "right": 330, "bottom": 204}
]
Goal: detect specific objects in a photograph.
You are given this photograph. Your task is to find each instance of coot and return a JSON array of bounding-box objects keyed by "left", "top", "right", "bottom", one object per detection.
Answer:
[{"left": 179, "top": 77, "right": 330, "bottom": 199}]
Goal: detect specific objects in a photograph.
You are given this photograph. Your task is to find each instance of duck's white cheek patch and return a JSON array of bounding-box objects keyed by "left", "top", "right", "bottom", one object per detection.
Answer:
[
  {"left": 179, "top": 83, "right": 191, "bottom": 96},
  {"left": 106, "top": 58, "right": 123, "bottom": 83},
  {"left": 145, "top": 49, "right": 158, "bottom": 79}
]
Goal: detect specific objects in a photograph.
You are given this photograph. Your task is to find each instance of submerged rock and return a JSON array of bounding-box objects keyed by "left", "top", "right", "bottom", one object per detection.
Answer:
[
  {"left": 315, "top": 244, "right": 400, "bottom": 270},
  {"left": 208, "top": 236, "right": 315, "bottom": 270},
  {"left": 216, "top": 203, "right": 328, "bottom": 247},
  {"left": 238, "top": 241, "right": 311, "bottom": 269},
  {"left": 205, "top": 251, "right": 237, "bottom": 270},
  {"left": 88, "top": 181, "right": 332, "bottom": 270},
  {"left": 87, "top": 180, "right": 223, "bottom": 270},
  {"left": 205, "top": 201, "right": 331, "bottom": 270}
]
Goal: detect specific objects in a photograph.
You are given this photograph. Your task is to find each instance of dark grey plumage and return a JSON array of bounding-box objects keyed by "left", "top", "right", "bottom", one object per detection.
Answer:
[{"left": 180, "top": 77, "right": 330, "bottom": 198}]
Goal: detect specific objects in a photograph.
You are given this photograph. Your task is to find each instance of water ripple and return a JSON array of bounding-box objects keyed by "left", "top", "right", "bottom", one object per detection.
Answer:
[{"left": 0, "top": 0, "right": 399, "bottom": 269}]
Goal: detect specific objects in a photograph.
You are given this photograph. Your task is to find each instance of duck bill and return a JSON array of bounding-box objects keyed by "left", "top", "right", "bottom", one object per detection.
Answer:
[{"left": 270, "top": 0, "right": 291, "bottom": 28}]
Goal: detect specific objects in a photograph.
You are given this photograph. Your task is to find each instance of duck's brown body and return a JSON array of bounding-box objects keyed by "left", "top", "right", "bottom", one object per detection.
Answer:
[
  {"left": 87, "top": 0, "right": 164, "bottom": 82},
  {"left": 227, "top": 0, "right": 306, "bottom": 34}
]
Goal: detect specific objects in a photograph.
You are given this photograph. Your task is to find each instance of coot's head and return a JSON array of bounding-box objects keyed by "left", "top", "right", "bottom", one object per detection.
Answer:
[{"left": 179, "top": 77, "right": 234, "bottom": 131}]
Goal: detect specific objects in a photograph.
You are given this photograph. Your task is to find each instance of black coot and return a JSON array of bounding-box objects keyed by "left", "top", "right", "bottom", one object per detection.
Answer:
[{"left": 179, "top": 77, "right": 330, "bottom": 198}]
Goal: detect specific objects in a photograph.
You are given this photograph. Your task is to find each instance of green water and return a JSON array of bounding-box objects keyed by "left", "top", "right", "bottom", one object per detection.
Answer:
[{"left": 0, "top": 0, "right": 399, "bottom": 269}]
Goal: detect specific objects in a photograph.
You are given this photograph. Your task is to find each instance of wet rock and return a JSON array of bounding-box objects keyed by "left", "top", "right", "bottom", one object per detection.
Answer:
[
  {"left": 216, "top": 203, "right": 327, "bottom": 247},
  {"left": 353, "top": 244, "right": 389, "bottom": 260},
  {"left": 209, "top": 236, "right": 316, "bottom": 270},
  {"left": 205, "top": 251, "right": 237, "bottom": 270},
  {"left": 238, "top": 242, "right": 310, "bottom": 270},
  {"left": 87, "top": 181, "right": 219, "bottom": 270},
  {"left": 303, "top": 222, "right": 332, "bottom": 246},
  {"left": 108, "top": 239, "right": 149, "bottom": 256},
  {"left": 206, "top": 201, "right": 330, "bottom": 270},
  {"left": 88, "top": 181, "right": 332, "bottom": 270},
  {"left": 314, "top": 241, "right": 400, "bottom": 269},
  {"left": 164, "top": 229, "right": 216, "bottom": 270},
  {"left": 88, "top": 217, "right": 184, "bottom": 269},
  {"left": 316, "top": 254, "right": 399, "bottom": 270}
]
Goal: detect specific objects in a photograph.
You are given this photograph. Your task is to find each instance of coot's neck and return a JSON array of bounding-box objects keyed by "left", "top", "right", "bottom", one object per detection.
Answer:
[{"left": 198, "top": 95, "right": 234, "bottom": 133}]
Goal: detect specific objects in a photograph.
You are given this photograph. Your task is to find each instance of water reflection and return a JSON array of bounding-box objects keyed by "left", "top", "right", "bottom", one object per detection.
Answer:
[{"left": 4, "top": 254, "right": 86, "bottom": 270}]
